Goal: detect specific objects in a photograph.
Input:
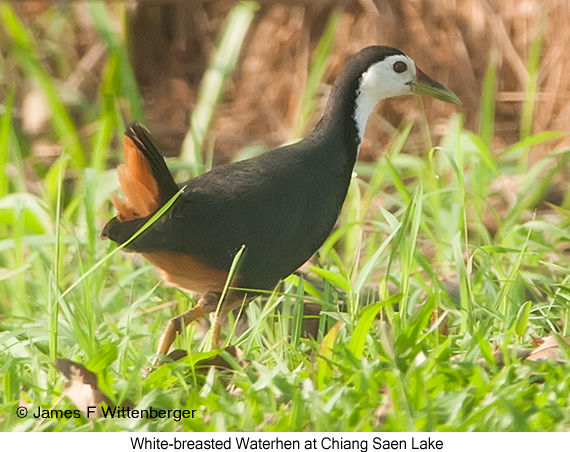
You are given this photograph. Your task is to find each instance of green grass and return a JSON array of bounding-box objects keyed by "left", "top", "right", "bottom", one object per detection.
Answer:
[{"left": 1, "top": 2, "right": 570, "bottom": 432}]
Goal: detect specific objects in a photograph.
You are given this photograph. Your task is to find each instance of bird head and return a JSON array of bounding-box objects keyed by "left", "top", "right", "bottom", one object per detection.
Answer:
[
  {"left": 347, "top": 46, "right": 460, "bottom": 141},
  {"left": 357, "top": 50, "right": 461, "bottom": 105}
]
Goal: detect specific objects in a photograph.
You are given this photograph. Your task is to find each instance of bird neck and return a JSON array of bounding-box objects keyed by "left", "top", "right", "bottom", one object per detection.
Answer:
[{"left": 311, "top": 67, "right": 383, "bottom": 160}]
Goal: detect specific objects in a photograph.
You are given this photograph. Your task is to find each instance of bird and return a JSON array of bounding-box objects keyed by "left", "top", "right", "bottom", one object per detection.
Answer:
[{"left": 101, "top": 45, "right": 460, "bottom": 366}]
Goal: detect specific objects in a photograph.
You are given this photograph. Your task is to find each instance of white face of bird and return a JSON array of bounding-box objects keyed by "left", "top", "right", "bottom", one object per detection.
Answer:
[
  {"left": 353, "top": 54, "right": 417, "bottom": 140},
  {"left": 353, "top": 54, "right": 460, "bottom": 141},
  {"left": 363, "top": 54, "right": 418, "bottom": 100}
]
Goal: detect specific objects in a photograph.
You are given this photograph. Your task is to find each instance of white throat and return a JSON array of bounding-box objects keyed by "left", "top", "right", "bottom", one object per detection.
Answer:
[
  {"left": 353, "top": 82, "right": 383, "bottom": 143},
  {"left": 352, "top": 55, "right": 416, "bottom": 144}
]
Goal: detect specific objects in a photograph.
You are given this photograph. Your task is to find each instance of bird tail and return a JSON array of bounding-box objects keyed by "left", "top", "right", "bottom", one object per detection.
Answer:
[{"left": 110, "top": 123, "right": 179, "bottom": 221}]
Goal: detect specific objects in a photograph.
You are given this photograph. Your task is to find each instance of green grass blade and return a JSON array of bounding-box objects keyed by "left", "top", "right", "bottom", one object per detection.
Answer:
[
  {"left": 349, "top": 294, "right": 402, "bottom": 359},
  {"left": 180, "top": 1, "right": 258, "bottom": 171},
  {"left": 315, "top": 320, "right": 342, "bottom": 390},
  {"left": 478, "top": 47, "right": 498, "bottom": 149},
  {"left": 291, "top": 9, "right": 342, "bottom": 139},
  {"left": 0, "top": 4, "right": 84, "bottom": 168},
  {"left": 88, "top": 1, "right": 144, "bottom": 121},
  {"left": 308, "top": 266, "right": 351, "bottom": 293},
  {"left": 353, "top": 227, "right": 398, "bottom": 294},
  {"left": 519, "top": 15, "right": 545, "bottom": 166},
  {"left": 0, "top": 88, "right": 14, "bottom": 199}
]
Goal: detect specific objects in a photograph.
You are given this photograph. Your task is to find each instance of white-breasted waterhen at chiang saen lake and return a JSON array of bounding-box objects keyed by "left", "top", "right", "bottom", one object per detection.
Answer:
[{"left": 101, "top": 45, "right": 461, "bottom": 366}]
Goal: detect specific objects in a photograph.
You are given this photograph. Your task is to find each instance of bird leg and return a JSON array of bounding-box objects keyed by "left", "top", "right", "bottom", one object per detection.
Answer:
[
  {"left": 209, "top": 290, "right": 245, "bottom": 350},
  {"left": 210, "top": 316, "right": 222, "bottom": 350},
  {"left": 152, "top": 297, "right": 207, "bottom": 367}
]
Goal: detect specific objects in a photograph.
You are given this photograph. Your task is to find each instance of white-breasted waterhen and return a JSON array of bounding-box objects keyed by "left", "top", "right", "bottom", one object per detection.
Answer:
[{"left": 101, "top": 46, "right": 460, "bottom": 366}]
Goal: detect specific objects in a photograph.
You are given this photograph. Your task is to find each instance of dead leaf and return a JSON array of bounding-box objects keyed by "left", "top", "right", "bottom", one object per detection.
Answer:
[
  {"left": 55, "top": 359, "right": 114, "bottom": 418},
  {"left": 525, "top": 335, "right": 570, "bottom": 363}
]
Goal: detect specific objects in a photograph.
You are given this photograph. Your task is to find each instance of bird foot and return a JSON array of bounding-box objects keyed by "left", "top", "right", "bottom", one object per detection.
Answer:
[{"left": 150, "top": 298, "right": 207, "bottom": 368}]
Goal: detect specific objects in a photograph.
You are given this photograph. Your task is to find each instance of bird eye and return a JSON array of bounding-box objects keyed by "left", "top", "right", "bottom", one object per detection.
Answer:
[{"left": 393, "top": 61, "right": 407, "bottom": 73}]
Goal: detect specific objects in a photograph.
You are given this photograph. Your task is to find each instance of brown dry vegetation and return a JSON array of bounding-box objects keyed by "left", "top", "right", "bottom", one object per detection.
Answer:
[
  {"left": 129, "top": 0, "right": 570, "bottom": 164},
  {"left": 9, "top": 0, "right": 570, "bottom": 164}
]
